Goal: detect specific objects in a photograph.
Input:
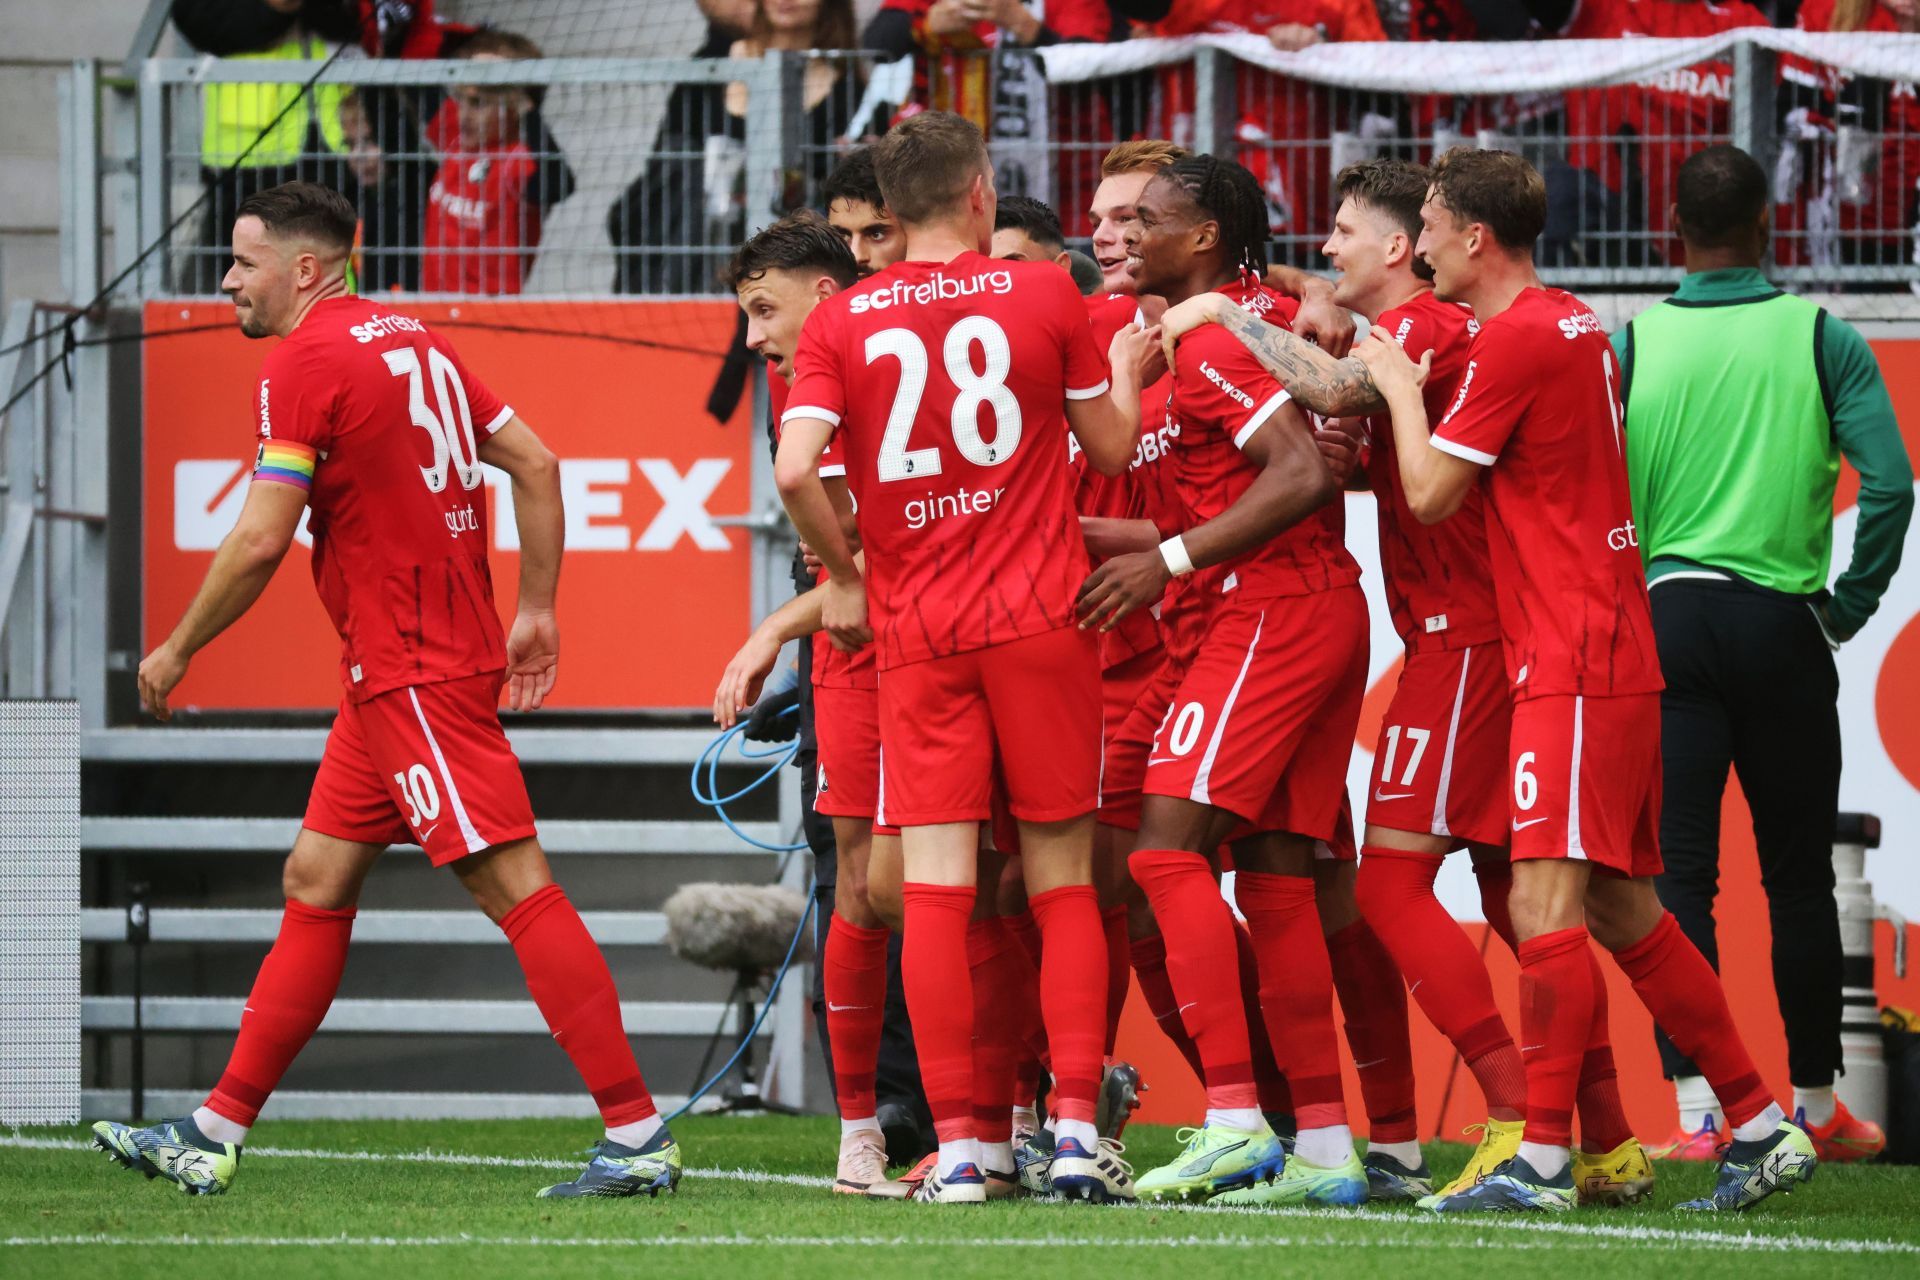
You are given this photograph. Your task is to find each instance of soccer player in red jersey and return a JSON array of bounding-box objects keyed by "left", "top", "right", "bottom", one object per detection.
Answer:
[
  {"left": 90, "top": 183, "right": 674, "bottom": 1200},
  {"left": 1076, "top": 155, "right": 1367, "bottom": 1208},
  {"left": 711, "top": 211, "right": 911, "bottom": 1200},
  {"left": 1353, "top": 147, "right": 1817, "bottom": 1213},
  {"left": 1162, "top": 155, "right": 1655, "bottom": 1207},
  {"left": 776, "top": 112, "right": 1151, "bottom": 1204}
]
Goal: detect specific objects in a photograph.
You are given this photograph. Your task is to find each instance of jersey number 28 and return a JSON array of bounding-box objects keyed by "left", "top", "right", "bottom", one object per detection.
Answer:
[
  {"left": 865, "top": 316, "right": 1022, "bottom": 483},
  {"left": 384, "top": 347, "right": 482, "bottom": 494}
]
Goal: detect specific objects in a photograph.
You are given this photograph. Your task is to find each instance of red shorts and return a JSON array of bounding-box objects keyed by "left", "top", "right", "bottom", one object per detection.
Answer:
[
  {"left": 1145, "top": 586, "right": 1368, "bottom": 840},
  {"left": 1315, "top": 796, "right": 1357, "bottom": 862},
  {"left": 1099, "top": 658, "right": 1182, "bottom": 831},
  {"left": 304, "top": 673, "right": 536, "bottom": 867},
  {"left": 877, "top": 626, "right": 1101, "bottom": 827},
  {"left": 1364, "top": 642, "right": 1512, "bottom": 849},
  {"left": 813, "top": 683, "right": 899, "bottom": 835},
  {"left": 1102, "top": 646, "right": 1162, "bottom": 745},
  {"left": 1508, "top": 692, "right": 1663, "bottom": 878}
]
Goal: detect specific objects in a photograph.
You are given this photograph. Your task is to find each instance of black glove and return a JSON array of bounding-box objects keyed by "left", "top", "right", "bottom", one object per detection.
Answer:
[{"left": 742, "top": 685, "right": 800, "bottom": 744}]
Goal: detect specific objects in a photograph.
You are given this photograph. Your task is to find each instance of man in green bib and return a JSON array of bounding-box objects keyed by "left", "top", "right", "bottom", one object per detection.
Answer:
[{"left": 1615, "top": 143, "right": 1911, "bottom": 1166}]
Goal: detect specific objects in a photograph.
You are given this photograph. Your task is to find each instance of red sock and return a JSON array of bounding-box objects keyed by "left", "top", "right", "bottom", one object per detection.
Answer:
[
  {"left": 1358, "top": 849, "right": 1525, "bottom": 1120},
  {"left": 903, "top": 882, "right": 978, "bottom": 1142},
  {"left": 1235, "top": 871, "right": 1347, "bottom": 1130},
  {"left": 823, "top": 914, "right": 889, "bottom": 1121},
  {"left": 1576, "top": 945, "right": 1633, "bottom": 1151},
  {"left": 207, "top": 900, "right": 355, "bottom": 1126},
  {"left": 1129, "top": 849, "right": 1256, "bottom": 1110},
  {"left": 1517, "top": 925, "right": 1593, "bottom": 1149},
  {"left": 1029, "top": 885, "right": 1107, "bottom": 1125},
  {"left": 1474, "top": 860, "right": 1518, "bottom": 954},
  {"left": 1007, "top": 910, "right": 1043, "bottom": 966},
  {"left": 966, "top": 918, "right": 1022, "bottom": 1145},
  {"left": 500, "top": 884, "right": 657, "bottom": 1127},
  {"left": 1613, "top": 912, "right": 1773, "bottom": 1127},
  {"left": 1005, "top": 908, "right": 1049, "bottom": 1094},
  {"left": 1128, "top": 931, "right": 1206, "bottom": 1082},
  {"left": 1326, "top": 918, "right": 1417, "bottom": 1144},
  {"left": 903, "top": 882, "right": 980, "bottom": 1142},
  {"left": 1101, "top": 904, "right": 1130, "bottom": 1057},
  {"left": 1233, "top": 918, "right": 1294, "bottom": 1117}
]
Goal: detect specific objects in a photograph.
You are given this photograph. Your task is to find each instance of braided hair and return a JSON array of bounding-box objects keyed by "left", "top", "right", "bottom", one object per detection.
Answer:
[{"left": 1154, "top": 154, "right": 1271, "bottom": 282}]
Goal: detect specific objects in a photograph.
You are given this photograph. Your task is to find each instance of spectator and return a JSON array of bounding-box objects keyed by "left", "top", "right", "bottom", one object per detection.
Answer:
[
  {"left": 862, "top": 0, "right": 1115, "bottom": 126},
  {"left": 171, "top": 0, "right": 360, "bottom": 292},
  {"left": 1543, "top": 0, "right": 1770, "bottom": 269},
  {"left": 332, "top": 88, "right": 431, "bottom": 291},
  {"left": 1614, "top": 144, "right": 1911, "bottom": 1165},
  {"left": 421, "top": 30, "right": 576, "bottom": 295},
  {"left": 611, "top": 0, "right": 859, "bottom": 294},
  {"left": 1778, "top": 0, "right": 1920, "bottom": 278},
  {"left": 1145, "top": 0, "right": 1385, "bottom": 258},
  {"left": 991, "top": 193, "right": 1073, "bottom": 267},
  {"left": 354, "top": 0, "right": 469, "bottom": 57}
]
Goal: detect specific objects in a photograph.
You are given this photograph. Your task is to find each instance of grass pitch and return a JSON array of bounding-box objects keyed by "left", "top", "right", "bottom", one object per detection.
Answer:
[{"left": 4, "top": 1115, "right": 1918, "bottom": 1278}]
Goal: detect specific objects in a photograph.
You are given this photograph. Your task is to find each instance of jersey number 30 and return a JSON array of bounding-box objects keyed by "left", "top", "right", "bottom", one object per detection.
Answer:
[
  {"left": 384, "top": 347, "right": 482, "bottom": 494},
  {"left": 865, "top": 316, "right": 1022, "bottom": 483}
]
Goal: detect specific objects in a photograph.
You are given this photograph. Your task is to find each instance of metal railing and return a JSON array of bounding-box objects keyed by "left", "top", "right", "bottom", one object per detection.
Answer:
[{"left": 70, "top": 38, "right": 1920, "bottom": 305}]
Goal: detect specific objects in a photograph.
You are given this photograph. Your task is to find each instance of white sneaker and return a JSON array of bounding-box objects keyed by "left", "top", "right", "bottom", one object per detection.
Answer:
[
  {"left": 912, "top": 1160, "right": 989, "bottom": 1204},
  {"left": 833, "top": 1128, "right": 909, "bottom": 1199},
  {"left": 1048, "top": 1135, "right": 1136, "bottom": 1203}
]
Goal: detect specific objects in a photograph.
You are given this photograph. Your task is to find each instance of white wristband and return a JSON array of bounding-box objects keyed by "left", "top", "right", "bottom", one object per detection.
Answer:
[{"left": 1159, "top": 534, "right": 1196, "bottom": 578}]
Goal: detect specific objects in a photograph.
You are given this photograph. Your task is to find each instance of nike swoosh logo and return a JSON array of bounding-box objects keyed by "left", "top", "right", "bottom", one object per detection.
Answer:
[
  {"left": 1407, "top": 980, "right": 1422, "bottom": 996},
  {"left": 1374, "top": 791, "right": 1417, "bottom": 802},
  {"left": 421, "top": 823, "right": 441, "bottom": 840},
  {"left": 1177, "top": 1002, "right": 1197, "bottom": 1014},
  {"left": 1521, "top": 1044, "right": 1546, "bottom": 1052},
  {"left": 1512, "top": 816, "right": 1549, "bottom": 831},
  {"left": 827, "top": 1003, "right": 870, "bottom": 1012},
  {"left": 1146, "top": 757, "right": 1183, "bottom": 768},
  {"left": 1354, "top": 1057, "right": 1387, "bottom": 1069}
]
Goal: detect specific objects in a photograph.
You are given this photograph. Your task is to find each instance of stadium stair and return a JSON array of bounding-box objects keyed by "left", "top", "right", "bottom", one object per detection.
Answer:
[{"left": 79, "top": 721, "right": 799, "bottom": 1120}]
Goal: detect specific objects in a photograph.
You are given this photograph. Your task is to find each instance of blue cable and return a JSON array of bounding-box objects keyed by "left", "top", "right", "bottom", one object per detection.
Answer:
[
  {"left": 664, "top": 880, "right": 816, "bottom": 1123},
  {"left": 667, "top": 702, "right": 816, "bottom": 1118},
  {"left": 689, "top": 706, "right": 809, "bottom": 853}
]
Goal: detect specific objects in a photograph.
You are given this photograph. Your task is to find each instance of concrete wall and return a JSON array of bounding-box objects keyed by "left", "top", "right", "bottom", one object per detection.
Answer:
[{"left": 0, "top": 0, "right": 150, "bottom": 317}]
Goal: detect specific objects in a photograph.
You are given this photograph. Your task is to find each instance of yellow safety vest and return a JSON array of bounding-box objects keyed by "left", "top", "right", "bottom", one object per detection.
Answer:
[{"left": 201, "top": 34, "right": 348, "bottom": 169}]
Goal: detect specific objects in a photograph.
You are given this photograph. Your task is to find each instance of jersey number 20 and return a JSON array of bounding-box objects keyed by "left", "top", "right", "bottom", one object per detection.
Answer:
[
  {"left": 865, "top": 316, "right": 1022, "bottom": 483},
  {"left": 384, "top": 347, "right": 482, "bottom": 494}
]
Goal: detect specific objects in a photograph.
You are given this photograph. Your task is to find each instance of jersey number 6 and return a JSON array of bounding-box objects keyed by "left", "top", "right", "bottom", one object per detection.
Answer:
[
  {"left": 865, "top": 316, "right": 1023, "bottom": 483},
  {"left": 384, "top": 346, "right": 483, "bottom": 494}
]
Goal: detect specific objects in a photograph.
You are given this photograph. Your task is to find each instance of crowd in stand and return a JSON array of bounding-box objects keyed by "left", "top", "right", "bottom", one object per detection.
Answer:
[{"left": 174, "top": 0, "right": 1917, "bottom": 294}]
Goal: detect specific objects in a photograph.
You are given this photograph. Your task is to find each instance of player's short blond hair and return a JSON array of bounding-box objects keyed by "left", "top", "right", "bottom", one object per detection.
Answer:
[{"left": 1101, "top": 140, "right": 1192, "bottom": 178}]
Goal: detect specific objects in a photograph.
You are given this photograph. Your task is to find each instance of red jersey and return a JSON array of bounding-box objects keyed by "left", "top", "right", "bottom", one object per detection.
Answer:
[
  {"left": 1365, "top": 291, "right": 1500, "bottom": 654},
  {"left": 1073, "top": 293, "right": 1164, "bottom": 669},
  {"left": 422, "top": 143, "right": 542, "bottom": 295},
  {"left": 1430, "top": 287, "right": 1662, "bottom": 702},
  {"left": 785, "top": 252, "right": 1108, "bottom": 670},
  {"left": 249, "top": 296, "right": 513, "bottom": 702},
  {"left": 1165, "top": 281, "right": 1359, "bottom": 604}
]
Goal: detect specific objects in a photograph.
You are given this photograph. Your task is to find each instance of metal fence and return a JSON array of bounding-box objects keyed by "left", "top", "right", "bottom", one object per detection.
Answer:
[{"left": 86, "top": 37, "right": 1920, "bottom": 303}]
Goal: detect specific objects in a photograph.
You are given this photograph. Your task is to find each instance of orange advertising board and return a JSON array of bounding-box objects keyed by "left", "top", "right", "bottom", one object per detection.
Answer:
[{"left": 142, "top": 300, "right": 757, "bottom": 711}]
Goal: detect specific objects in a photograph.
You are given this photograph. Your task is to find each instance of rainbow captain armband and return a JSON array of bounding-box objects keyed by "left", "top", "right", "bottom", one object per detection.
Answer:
[{"left": 254, "top": 440, "right": 318, "bottom": 491}]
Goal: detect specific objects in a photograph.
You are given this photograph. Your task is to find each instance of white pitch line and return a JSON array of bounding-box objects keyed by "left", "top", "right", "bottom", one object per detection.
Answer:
[
  {"left": 8, "top": 1132, "right": 1917, "bottom": 1257},
  {"left": 1169, "top": 1200, "right": 1920, "bottom": 1256},
  {"left": 0, "top": 1135, "right": 830, "bottom": 1189},
  {"left": 0, "top": 1233, "right": 1598, "bottom": 1251}
]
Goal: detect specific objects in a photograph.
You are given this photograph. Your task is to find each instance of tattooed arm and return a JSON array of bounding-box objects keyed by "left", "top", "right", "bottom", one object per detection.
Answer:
[{"left": 1159, "top": 292, "right": 1385, "bottom": 418}]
